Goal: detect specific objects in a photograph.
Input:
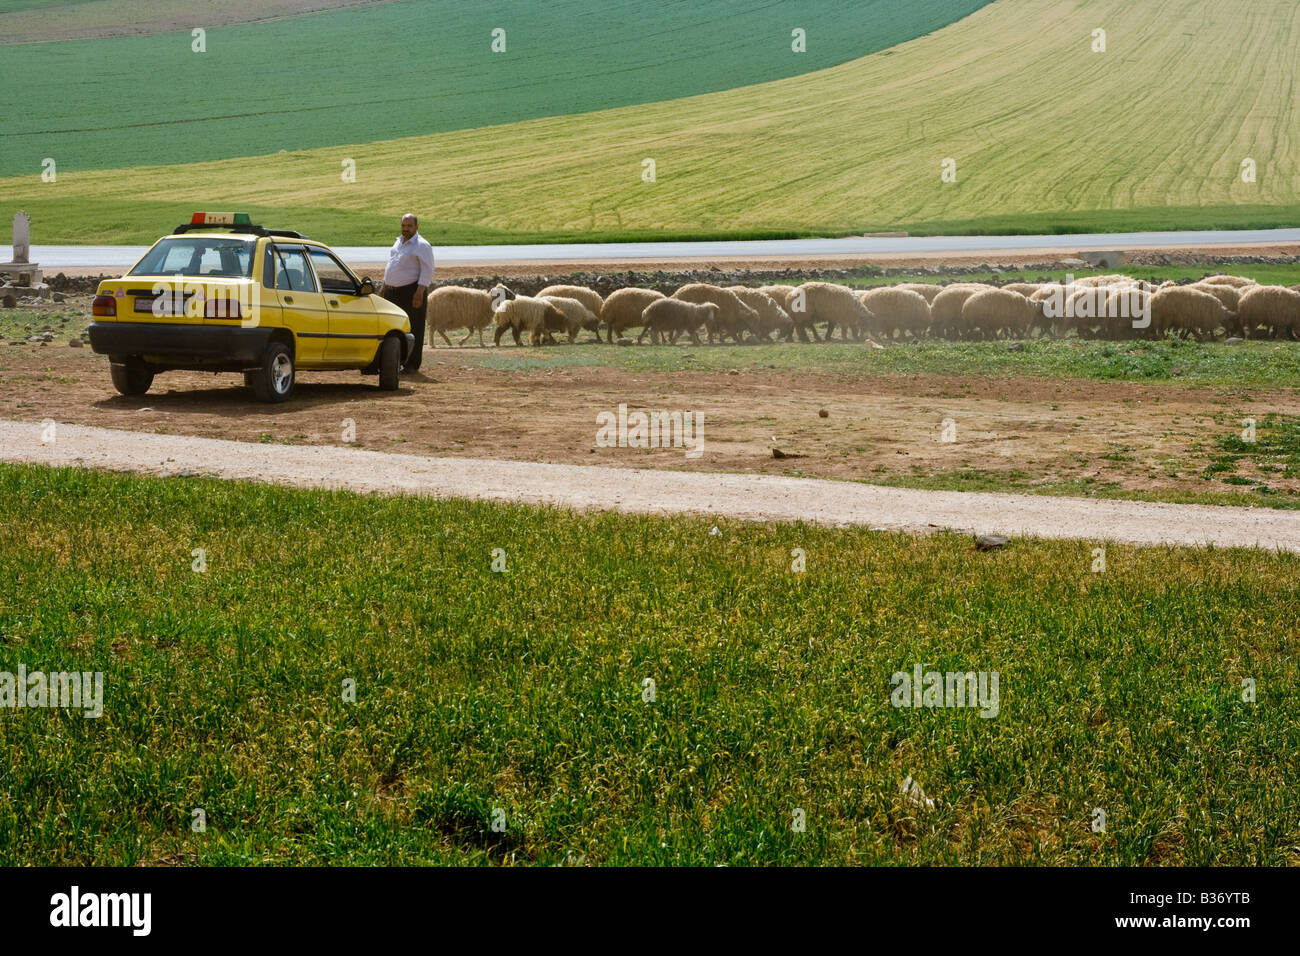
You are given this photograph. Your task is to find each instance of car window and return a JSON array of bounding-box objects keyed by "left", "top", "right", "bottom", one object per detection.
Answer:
[
  {"left": 129, "top": 237, "right": 255, "bottom": 277},
  {"left": 272, "top": 247, "right": 317, "bottom": 293},
  {"left": 307, "top": 248, "right": 358, "bottom": 295}
]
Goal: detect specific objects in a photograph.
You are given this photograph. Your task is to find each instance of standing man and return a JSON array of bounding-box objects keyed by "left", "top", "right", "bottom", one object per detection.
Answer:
[{"left": 382, "top": 213, "right": 435, "bottom": 374}]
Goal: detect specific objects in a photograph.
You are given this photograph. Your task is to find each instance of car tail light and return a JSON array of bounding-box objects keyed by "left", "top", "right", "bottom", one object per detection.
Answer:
[
  {"left": 204, "top": 296, "right": 241, "bottom": 319},
  {"left": 92, "top": 295, "right": 116, "bottom": 317}
]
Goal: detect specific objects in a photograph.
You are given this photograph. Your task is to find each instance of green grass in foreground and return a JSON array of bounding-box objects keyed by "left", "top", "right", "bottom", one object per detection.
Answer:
[
  {"left": 451, "top": 338, "right": 1300, "bottom": 390},
  {"left": 0, "top": 463, "right": 1297, "bottom": 865}
]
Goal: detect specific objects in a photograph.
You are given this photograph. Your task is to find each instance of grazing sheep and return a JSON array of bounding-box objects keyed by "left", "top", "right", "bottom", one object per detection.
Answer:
[
  {"left": 892, "top": 283, "right": 943, "bottom": 304},
  {"left": 672, "top": 284, "right": 759, "bottom": 343},
  {"left": 930, "top": 284, "right": 992, "bottom": 338},
  {"left": 536, "top": 284, "right": 604, "bottom": 323},
  {"left": 859, "top": 287, "right": 930, "bottom": 339},
  {"left": 1150, "top": 286, "right": 1231, "bottom": 340},
  {"left": 638, "top": 299, "right": 718, "bottom": 345},
  {"left": 1189, "top": 282, "right": 1242, "bottom": 314},
  {"left": 1000, "top": 282, "right": 1041, "bottom": 298},
  {"left": 727, "top": 286, "right": 793, "bottom": 341},
  {"left": 1200, "top": 274, "right": 1257, "bottom": 289},
  {"left": 1237, "top": 285, "right": 1300, "bottom": 339},
  {"left": 425, "top": 285, "right": 495, "bottom": 347},
  {"left": 1100, "top": 286, "right": 1153, "bottom": 338},
  {"left": 757, "top": 285, "right": 797, "bottom": 310},
  {"left": 539, "top": 295, "right": 602, "bottom": 343},
  {"left": 794, "top": 281, "right": 874, "bottom": 341},
  {"left": 601, "top": 287, "right": 665, "bottom": 341},
  {"left": 493, "top": 295, "right": 567, "bottom": 346},
  {"left": 961, "top": 288, "right": 1039, "bottom": 339}
]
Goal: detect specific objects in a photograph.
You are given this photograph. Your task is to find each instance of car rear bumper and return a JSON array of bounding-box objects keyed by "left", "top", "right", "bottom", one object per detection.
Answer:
[{"left": 88, "top": 322, "right": 275, "bottom": 368}]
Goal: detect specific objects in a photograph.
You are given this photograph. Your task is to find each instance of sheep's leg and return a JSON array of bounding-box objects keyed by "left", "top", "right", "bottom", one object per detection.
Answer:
[
  {"left": 458, "top": 328, "right": 474, "bottom": 346},
  {"left": 494, "top": 324, "right": 506, "bottom": 346},
  {"left": 511, "top": 325, "right": 522, "bottom": 346},
  {"left": 638, "top": 326, "right": 650, "bottom": 344},
  {"left": 438, "top": 329, "right": 454, "bottom": 347}
]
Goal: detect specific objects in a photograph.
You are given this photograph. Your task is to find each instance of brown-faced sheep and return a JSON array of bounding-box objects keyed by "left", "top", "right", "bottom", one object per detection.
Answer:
[
  {"left": 538, "top": 295, "right": 602, "bottom": 343},
  {"left": 638, "top": 299, "right": 718, "bottom": 345},
  {"left": 672, "top": 284, "right": 759, "bottom": 343},
  {"left": 1150, "top": 286, "right": 1231, "bottom": 340},
  {"left": 493, "top": 295, "right": 567, "bottom": 346},
  {"left": 793, "top": 282, "right": 874, "bottom": 341},
  {"left": 961, "top": 289, "right": 1039, "bottom": 339},
  {"left": 536, "top": 285, "right": 604, "bottom": 324},
  {"left": 425, "top": 285, "right": 496, "bottom": 347},
  {"left": 859, "top": 287, "right": 930, "bottom": 340},
  {"left": 601, "top": 288, "right": 665, "bottom": 341},
  {"left": 1237, "top": 285, "right": 1300, "bottom": 339},
  {"left": 728, "top": 286, "right": 793, "bottom": 341}
]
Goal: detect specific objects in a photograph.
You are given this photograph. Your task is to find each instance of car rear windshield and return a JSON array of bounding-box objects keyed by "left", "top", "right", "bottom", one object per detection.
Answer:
[{"left": 129, "top": 237, "right": 257, "bottom": 278}]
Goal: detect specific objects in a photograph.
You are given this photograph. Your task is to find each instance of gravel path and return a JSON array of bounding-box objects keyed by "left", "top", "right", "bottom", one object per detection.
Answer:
[{"left": 3, "top": 421, "right": 1298, "bottom": 553}]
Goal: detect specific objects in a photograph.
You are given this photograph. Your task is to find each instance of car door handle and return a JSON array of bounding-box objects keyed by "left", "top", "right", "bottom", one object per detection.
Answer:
[
  {"left": 329, "top": 300, "right": 339, "bottom": 306},
  {"left": 283, "top": 296, "right": 294, "bottom": 304}
]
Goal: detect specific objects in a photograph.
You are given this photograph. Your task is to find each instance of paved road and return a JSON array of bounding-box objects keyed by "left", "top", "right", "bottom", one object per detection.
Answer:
[
  {"left": 10, "top": 228, "right": 1300, "bottom": 269},
  {"left": 4, "top": 421, "right": 1298, "bottom": 553}
]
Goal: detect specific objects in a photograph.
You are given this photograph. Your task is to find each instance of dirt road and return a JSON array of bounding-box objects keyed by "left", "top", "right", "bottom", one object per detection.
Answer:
[{"left": 4, "top": 421, "right": 1297, "bottom": 552}]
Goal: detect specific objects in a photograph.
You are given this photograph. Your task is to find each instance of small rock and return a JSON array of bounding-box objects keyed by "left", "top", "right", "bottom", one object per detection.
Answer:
[
  {"left": 975, "top": 534, "right": 1008, "bottom": 551},
  {"left": 818, "top": 408, "right": 829, "bottom": 418},
  {"left": 1006, "top": 342, "right": 1025, "bottom": 352},
  {"left": 1225, "top": 336, "right": 1244, "bottom": 345},
  {"left": 52, "top": 292, "right": 66, "bottom": 303},
  {"left": 68, "top": 338, "right": 82, "bottom": 347},
  {"left": 709, "top": 526, "right": 722, "bottom": 536},
  {"left": 727, "top": 368, "right": 739, "bottom": 375},
  {"left": 615, "top": 337, "right": 634, "bottom": 346}
]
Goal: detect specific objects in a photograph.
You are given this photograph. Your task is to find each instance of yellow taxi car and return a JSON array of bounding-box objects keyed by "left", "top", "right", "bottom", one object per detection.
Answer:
[{"left": 88, "top": 212, "right": 414, "bottom": 402}]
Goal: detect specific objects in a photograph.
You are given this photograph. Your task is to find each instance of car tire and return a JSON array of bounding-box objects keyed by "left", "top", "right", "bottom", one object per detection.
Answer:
[
  {"left": 377, "top": 335, "right": 400, "bottom": 390},
  {"left": 109, "top": 361, "right": 153, "bottom": 396},
  {"left": 251, "top": 341, "right": 295, "bottom": 403}
]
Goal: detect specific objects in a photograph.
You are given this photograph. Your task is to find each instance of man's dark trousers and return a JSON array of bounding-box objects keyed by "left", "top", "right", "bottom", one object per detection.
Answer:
[{"left": 383, "top": 282, "right": 426, "bottom": 371}]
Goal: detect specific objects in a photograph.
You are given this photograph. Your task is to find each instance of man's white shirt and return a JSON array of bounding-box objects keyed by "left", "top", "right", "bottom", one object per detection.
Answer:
[{"left": 383, "top": 232, "right": 434, "bottom": 287}]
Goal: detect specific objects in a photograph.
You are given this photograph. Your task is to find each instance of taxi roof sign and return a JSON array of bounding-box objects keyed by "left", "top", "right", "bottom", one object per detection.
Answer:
[{"left": 189, "top": 212, "right": 251, "bottom": 226}]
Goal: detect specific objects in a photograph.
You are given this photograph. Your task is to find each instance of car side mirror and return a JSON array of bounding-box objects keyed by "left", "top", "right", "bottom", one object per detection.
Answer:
[{"left": 358, "top": 277, "right": 375, "bottom": 296}]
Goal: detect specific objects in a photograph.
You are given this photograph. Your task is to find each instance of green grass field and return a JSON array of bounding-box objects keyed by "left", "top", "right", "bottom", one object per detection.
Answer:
[
  {"left": 0, "top": 463, "right": 1296, "bottom": 865},
  {"left": 3, "top": 0, "right": 1296, "bottom": 244},
  {"left": 0, "top": 0, "right": 988, "bottom": 175}
]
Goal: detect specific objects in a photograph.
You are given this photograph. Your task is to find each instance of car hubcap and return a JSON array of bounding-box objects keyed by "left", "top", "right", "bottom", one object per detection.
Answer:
[{"left": 271, "top": 353, "right": 293, "bottom": 393}]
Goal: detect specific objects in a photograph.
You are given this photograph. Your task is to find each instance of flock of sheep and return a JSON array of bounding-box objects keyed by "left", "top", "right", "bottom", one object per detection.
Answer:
[{"left": 422, "top": 274, "right": 1300, "bottom": 347}]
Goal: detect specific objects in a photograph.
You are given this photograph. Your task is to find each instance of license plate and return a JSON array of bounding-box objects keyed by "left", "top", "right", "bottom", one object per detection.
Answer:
[{"left": 135, "top": 296, "right": 187, "bottom": 315}]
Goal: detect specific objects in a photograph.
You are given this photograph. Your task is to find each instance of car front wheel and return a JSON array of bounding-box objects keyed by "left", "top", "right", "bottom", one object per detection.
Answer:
[
  {"left": 251, "top": 341, "right": 295, "bottom": 403},
  {"left": 377, "top": 335, "right": 400, "bottom": 390},
  {"left": 109, "top": 361, "right": 153, "bottom": 396}
]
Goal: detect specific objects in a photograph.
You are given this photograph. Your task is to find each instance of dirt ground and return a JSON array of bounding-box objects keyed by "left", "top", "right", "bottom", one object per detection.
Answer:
[{"left": 3, "top": 300, "right": 1295, "bottom": 503}]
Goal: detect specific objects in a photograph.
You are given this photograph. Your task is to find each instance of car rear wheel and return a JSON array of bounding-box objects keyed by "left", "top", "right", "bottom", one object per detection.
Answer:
[
  {"left": 377, "top": 335, "right": 400, "bottom": 390},
  {"left": 109, "top": 361, "right": 153, "bottom": 396},
  {"left": 251, "top": 342, "right": 295, "bottom": 403}
]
